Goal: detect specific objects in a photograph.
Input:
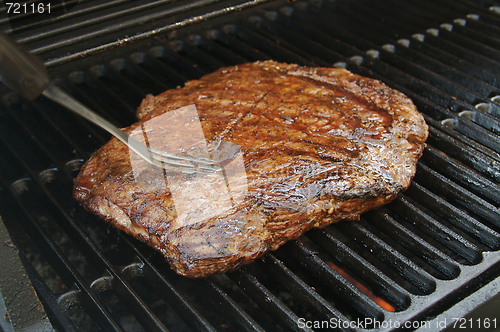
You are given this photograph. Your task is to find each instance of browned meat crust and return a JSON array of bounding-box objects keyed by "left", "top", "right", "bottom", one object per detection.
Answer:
[{"left": 73, "top": 60, "right": 428, "bottom": 278}]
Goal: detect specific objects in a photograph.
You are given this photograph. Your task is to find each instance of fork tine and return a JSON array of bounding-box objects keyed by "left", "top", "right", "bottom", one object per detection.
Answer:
[
  {"left": 148, "top": 147, "right": 222, "bottom": 172},
  {"left": 148, "top": 147, "right": 220, "bottom": 166},
  {"left": 148, "top": 150, "right": 222, "bottom": 174}
]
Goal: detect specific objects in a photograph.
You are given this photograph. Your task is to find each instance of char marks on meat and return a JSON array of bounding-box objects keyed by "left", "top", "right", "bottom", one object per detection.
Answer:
[{"left": 73, "top": 61, "right": 428, "bottom": 278}]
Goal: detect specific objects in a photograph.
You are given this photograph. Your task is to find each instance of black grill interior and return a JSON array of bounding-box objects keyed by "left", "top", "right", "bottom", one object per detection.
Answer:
[{"left": 1, "top": 0, "right": 500, "bottom": 331}]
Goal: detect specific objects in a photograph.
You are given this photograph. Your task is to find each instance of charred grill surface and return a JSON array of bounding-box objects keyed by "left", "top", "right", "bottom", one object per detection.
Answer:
[{"left": 73, "top": 60, "right": 428, "bottom": 278}]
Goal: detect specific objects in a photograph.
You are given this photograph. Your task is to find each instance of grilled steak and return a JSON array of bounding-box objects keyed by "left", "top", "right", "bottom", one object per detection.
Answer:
[{"left": 73, "top": 60, "right": 428, "bottom": 278}]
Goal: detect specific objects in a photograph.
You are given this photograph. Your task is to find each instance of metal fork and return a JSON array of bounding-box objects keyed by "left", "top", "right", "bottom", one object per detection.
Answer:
[
  {"left": 43, "top": 83, "right": 221, "bottom": 174},
  {"left": 0, "top": 32, "right": 221, "bottom": 174}
]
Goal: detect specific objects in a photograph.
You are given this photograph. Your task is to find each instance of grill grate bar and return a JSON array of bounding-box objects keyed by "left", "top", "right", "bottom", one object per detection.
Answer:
[
  {"left": 447, "top": 18, "right": 500, "bottom": 49},
  {"left": 363, "top": 0, "right": 457, "bottom": 28},
  {"left": 61, "top": 75, "right": 136, "bottom": 127},
  {"left": 425, "top": 125, "right": 500, "bottom": 183},
  {"left": 366, "top": 210, "right": 461, "bottom": 279},
  {"left": 356, "top": 62, "right": 500, "bottom": 152},
  {"left": 130, "top": 52, "right": 196, "bottom": 89},
  {"left": 268, "top": 8, "right": 359, "bottom": 60},
  {"left": 40, "top": 182, "right": 173, "bottom": 332},
  {"left": 375, "top": 46, "right": 500, "bottom": 120},
  {"left": 14, "top": 0, "right": 178, "bottom": 44},
  {"left": 8, "top": 167, "right": 173, "bottom": 330},
  {"left": 17, "top": 244, "right": 81, "bottom": 332},
  {"left": 306, "top": 228, "right": 411, "bottom": 311},
  {"left": 225, "top": 23, "right": 314, "bottom": 65},
  {"left": 0, "top": 93, "right": 210, "bottom": 332},
  {"left": 460, "top": 14, "right": 500, "bottom": 39},
  {"left": 25, "top": 0, "right": 243, "bottom": 55},
  {"left": 243, "top": 14, "right": 344, "bottom": 64},
  {"left": 42, "top": 0, "right": 276, "bottom": 67},
  {"left": 259, "top": 253, "right": 351, "bottom": 327},
  {"left": 403, "top": 36, "right": 500, "bottom": 87},
  {"left": 391, "top": 194, "right": 483, "bottom": 264},
  {"left": 4, "top": 0, "right": 134, "bottom": 34},
  {"left": 1, "top": 179, "right": 124, "bottom": 331},
  {"left": 404, "top": 181, "right": 500, "bottom": 250},
  {"left": 243, "top": 3, "right": 496, "bottom": 215},
  {"left": 332, "top": 1, "right": 431, "bottom": 39},
  {"left": 365, "top": 54, "right": 500, "bottom": 138},
  {"left": 274, "top": 4, "right": 500, "bottom": 113},
  {"left": 0, "top": 0, "right": 83, "bottom": 27},
  {"left": 333, "top": 220, "right": 437, "bottom": 295},
  {"left": 0, "top": 188, "right": 80, "bottom": 332},
  {"left": 137, "top": 265, "right": 217, "bottom": 332},
  {"left": 108, "top": 58, "right": 171, "bottom": 96},
  {"left": 286, "top": 3, "right": 497, "bottom": 119},
  {"left": 260, "top": 11, "right": 498, "bottom": 159},
  {"left": 421, "top": 145, "right": 500, "bottom": 205},
  {"left": 463, "top": 8, "right": 500, "bottom": 29},
  {"left": 0, "top": 97, "right": 81, "bottom": 171},
  {"left": 265, "top": 5, "right": 500, "bottom": 136},
  {"left": 198, "top": 278, "right": 266, "bottom": 332},
  {"left": 415, "top": 163, "right": 500, "bottom": 228},
  {"left": 227, "top": 268, "right": 312, "bottom": 332},
  {"left": 382, "top": 43, "right": 500, "bottom": 99},
  {"left": 206, "top": 28, "right": 269, "bottom": 62},
  {"left": 1, "top": 1, "right": 500, "bottom": 330},
  {"left": 170, "top": 40, "right": 227, "bottom": 73},
  {"left": 283, "top": 240, "right": 384, "bottom": 321},
  {"left": 290, "top": 2, "right": 382, "bottom": 50},
  {"left": 189, "top": 34, "right": 250, "bottom": 66},
  {"left": 414, "top": 30, "right": 500, "bottom": 76},
  {"left": 280, "top": 5, "right": 500, "bottom": 146},
  {"left": 431, "top": 24, "right": 500, "bottom": 63},
  {"left": 423, "top": 115, "right": 500, "bottom": 166},
  {"left": 0, "top": 102, "right": 58, "bottom": 172},
  {"left": 415, "top": 0, "right": 485, "bottom": 18},
  {"left": 87, "top": 64, "right": 148, "bottom": 108}
]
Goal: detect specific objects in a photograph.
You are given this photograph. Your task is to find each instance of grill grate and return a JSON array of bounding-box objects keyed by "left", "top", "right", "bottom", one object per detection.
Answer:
[
  {"left": 1, "top": 0, "right": 500, "bottom": 331},
  {"left": 0, "top": 0, "right": 276, "bottom": 67}
]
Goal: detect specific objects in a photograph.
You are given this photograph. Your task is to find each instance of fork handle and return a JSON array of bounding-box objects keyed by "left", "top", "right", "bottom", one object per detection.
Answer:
[
  {"left": 42, "top": 83, "right": 154, "bottom": 164},
  {"left": 0, "top": 32, "right": 49, "bottom": 100}
]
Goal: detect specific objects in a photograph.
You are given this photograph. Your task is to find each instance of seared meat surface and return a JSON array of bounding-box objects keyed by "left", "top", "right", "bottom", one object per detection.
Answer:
[{"left": 73, "top": 61, "right": 428, "bottom": 278}]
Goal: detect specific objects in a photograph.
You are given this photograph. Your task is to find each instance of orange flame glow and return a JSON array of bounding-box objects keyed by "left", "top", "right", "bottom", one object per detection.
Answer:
[{"left": 327, "top": 261, "right": 396, "bottom": 312}]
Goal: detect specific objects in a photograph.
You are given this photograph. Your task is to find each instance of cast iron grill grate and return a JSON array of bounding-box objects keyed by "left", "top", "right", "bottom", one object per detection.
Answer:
[{"left": 1, "top": 0, "right": 500, "bottom": 331}]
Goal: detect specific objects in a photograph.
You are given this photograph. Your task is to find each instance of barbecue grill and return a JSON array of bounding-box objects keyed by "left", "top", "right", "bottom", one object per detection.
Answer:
[{"left": 0, "top": 0, "right": 499, "bottom": 331}]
